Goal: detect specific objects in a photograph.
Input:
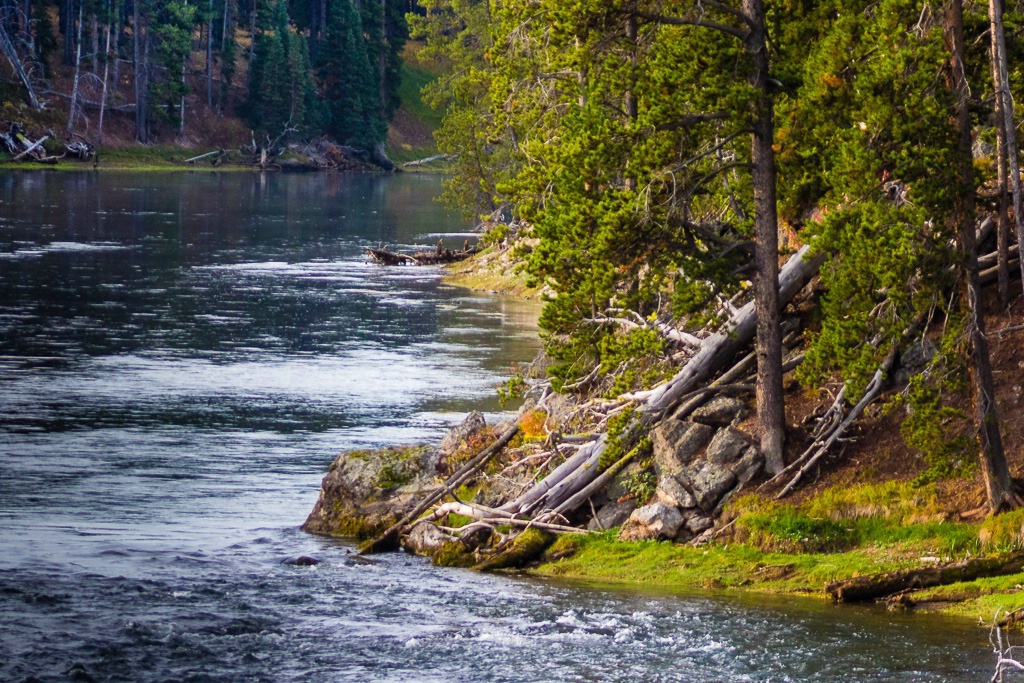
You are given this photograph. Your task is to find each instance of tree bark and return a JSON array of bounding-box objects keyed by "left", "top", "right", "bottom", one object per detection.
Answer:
[
  {"left": 990, "top": 0, "right": 1012, "bottom": 306},
  {"left": 987, "top": 0, "right": 1024, "bottom": 305},
  {"left": 98, "top": 21, "right": 112, "bottom": 143},
  {"left": 206, "top": 0, "right": 214, "bottom": 108},
  {"left": 946, "top": 0, "right": 1016, "bottom": 513},
  {"left": 133, "top": 0, "right": 147, "bottom": 143},
  {"left": 743, "top": 0, "right": 786, "bottom": 476},
  {"left": 67, "top": 0, "right": 84, "bottom": 133}
]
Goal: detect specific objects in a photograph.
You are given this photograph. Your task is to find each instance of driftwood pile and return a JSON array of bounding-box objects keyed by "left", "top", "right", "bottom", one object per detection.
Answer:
[
  {"left": 366, "top": 242, "right": 481, "bottom": 266},
  {"left": 0, "top": 123, "right": 94, "bottom": 164}
]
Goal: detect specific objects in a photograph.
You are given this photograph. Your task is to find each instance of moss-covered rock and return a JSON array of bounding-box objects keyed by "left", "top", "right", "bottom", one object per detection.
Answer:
[{"left": 301, "top": 445, "right": 441, "bottom": 539}]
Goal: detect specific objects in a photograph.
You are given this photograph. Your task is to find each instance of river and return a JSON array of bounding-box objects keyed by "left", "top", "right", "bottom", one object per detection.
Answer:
[{"left": 0, "top": 171, "right": 998, "bottom": 681}]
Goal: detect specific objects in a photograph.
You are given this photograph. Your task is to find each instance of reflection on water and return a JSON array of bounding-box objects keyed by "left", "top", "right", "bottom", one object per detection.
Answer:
[{"left": 0, "top": 171, "right": 999, "bottom": 682}]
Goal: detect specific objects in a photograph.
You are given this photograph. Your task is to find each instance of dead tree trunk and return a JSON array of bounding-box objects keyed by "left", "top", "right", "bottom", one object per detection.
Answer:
[
  {"left": 987, "top": 0, "right": 1024, "bottom": 305},
  {"left": 133, "top": 0, "right": 147, "bottom": 143},
  {"left": 0, "top": 20, "right": 41, "bottom": 110},
  {"left": 206, "top": 0, "right": 213, "bottom": 108},
  {"left": 97, "top": 21, "right": 111, "bottom": 144},
  {"left": 826, "top": 552, "right": 1024, "bottom": 603},
  {"left": 67, "top": 0, "right": 84, "bottom": 133},
  {"left": 990, "top": 0, "right": 1012, "bottom": 305}
]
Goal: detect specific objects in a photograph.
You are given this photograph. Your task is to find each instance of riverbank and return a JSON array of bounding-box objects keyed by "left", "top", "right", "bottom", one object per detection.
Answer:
[
  {"left": 304, "top": 240, "right": 1024, "bottom": 631},
  {"left": 530, "top": 482, "right": 1024, "bottom": 625}
]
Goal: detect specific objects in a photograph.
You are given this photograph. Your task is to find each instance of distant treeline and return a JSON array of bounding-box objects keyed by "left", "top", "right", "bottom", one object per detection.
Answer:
[{"left": 0, "top": 0, "right": 412, "bottom": 148}]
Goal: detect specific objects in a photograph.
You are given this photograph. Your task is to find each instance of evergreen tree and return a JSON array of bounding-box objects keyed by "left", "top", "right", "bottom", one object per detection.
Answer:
[{"left": 318, "top": 0, "right": 377, "bottom": 146}]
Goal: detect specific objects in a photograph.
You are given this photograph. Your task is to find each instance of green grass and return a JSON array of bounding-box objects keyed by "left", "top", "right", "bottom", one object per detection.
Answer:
[
  {"left": 530, "top": 480, "right": 1024, "bottom": 625},
  {"left": 0, "top": 145, "right": 258, "bottom": 172},
  {"left": 534, "top": 532, "right": 921, "bottom": 594}
]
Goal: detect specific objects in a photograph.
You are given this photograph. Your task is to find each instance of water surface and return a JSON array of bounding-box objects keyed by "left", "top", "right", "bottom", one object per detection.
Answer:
[{"left": 0, "top": 171, "right": 1001, "bottom": 681}]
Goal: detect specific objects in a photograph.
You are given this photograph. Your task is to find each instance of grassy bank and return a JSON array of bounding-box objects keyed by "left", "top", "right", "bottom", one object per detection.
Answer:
[
  {"left": 0, "top": 145, "right": 262, "bottom": 172},
  {"left": 442, "top": 244, "right": 541, "bottom": 299},
  {"left": 530, "top": 481, "right": 1024, "bottom": 625}
]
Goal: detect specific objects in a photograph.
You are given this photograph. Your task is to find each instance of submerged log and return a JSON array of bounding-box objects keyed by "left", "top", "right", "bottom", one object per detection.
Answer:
[{"left": 826, "top": 551, "right": 1024, "bottom": 603}]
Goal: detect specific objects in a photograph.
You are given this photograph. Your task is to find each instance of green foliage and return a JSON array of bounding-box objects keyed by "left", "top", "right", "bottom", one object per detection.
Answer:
[
  {"left": 148, "top": 0, "right": 197, "bottom": 120},
  {"left": 622, "top": 461, "right": 656, "bottom": 504},
  {"left": 598, "top": 327, "right": 668, "bottom": 397},
  {"left": 901, "top": 374, "right": 976, "bottom": 484},
  {"left": 979, "top": 509, "right": 1024, "bottom": 551},
  {"left": 599, "top": 408, "right": 638, "bottom": 470},
  {"left": 496, "top": 372, "right": 527, "bottom": 407},
  {"left": 784, "top": 0, "right": 959, "bottom": 396},
  {"left": 245, "top": 0, "right": 319, "bottom": 136}
]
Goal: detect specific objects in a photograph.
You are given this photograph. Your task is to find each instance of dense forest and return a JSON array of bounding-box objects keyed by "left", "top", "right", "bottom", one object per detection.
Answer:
[
  {"left": 408, "top": 0, "right": 1024, "bottom": 515},
  {"left": 0, "top": 0, "right": 415, "bottom": 156}
]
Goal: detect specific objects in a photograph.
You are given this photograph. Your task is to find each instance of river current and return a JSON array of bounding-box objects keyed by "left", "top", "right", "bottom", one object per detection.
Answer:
[{"left": 0, "top": 171, "right": 1000, "bottom": 681}]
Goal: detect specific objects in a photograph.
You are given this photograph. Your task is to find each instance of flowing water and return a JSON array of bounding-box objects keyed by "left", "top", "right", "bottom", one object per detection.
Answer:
[{"left": 0, "top": 171, "right": 1000, "bottom": 681}]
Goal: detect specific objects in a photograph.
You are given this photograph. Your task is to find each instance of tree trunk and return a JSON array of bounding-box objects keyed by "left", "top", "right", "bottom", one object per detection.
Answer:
[
  {"left": 987, "top": 0, "right": 1024, "bottom": 305},
  {"left": 61, "top": 0, "right": 75, "bottom": 65},
  {"left": 0, "top": 21, "right": 41, "bottom": 109},
  {"left": 67, "top": 0, "right": 84, "bottom": 133},
  {"left": 98, "top": 22, "right": 111, "bottom": 143},
  {"left": 946, "top": 0, "right": 1016, "bottom": 513},
  {"left": 990, "top": 0, "right": 1012, "bottom": 306},
  {"left": 743, "top": 0, "right": 785, "bottom": 475},
  {"left": 206, "top": 0, "right": 213, "bottom": 108}
]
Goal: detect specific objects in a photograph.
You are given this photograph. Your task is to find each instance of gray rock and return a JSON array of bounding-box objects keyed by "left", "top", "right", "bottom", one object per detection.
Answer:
[
  {"left": 690, "top": 396, "right": 749, "bottom": 426},
  {"left": 652, "top": 420, "right": 714, "bottom": 474},
  {"left": 681, "top": 461, "right": 737, "bottom": 512},
  {"left": 895, "top": 339, "right": 937, "bottom": 385},
  {"left": 283, "top": 555, "right": 320, "bottom": 566},
  {"left": 705, "top": 428, "right": 751, "bottom": 466},
  {"left": 402, "top": 522, "right": 450, "bottom": 554},
  {"left": 681, "top": 510, "right": 716, "bottom": 535},
  {"left": 618, "top": 503, "right": 684, "bottom": 542},
  {"left": 439, "top": 411, "right": 487, "bottom": 457},
  {"left": 730, "top": 447, "right": 764, "bottom": 484},
  {"left": 655, "top": 474, "right": 696, "bottom": 509},
  {"left": 601, "top": 461, "right": 645, "bottom": 506},
  {"left": 587, "top": 499, "right": 638, "bottom": 530}
]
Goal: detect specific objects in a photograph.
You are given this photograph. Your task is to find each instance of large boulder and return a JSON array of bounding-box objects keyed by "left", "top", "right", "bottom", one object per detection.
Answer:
[
  {"left": 681, "top": 460, "right": 737, "bottom": 513},
  {"left": 618, "top": 503, "right": 684, "bottom": 542},
  {"left": 402, "top": 521, "right": 450, "bottom": 555},
  {"left": 690, "top": 396, "right": 749, "bottom": 427},
  {"left": 655, "top": 474, "right": 696, "bottom": 509},
  {"left": 587, "top": 499, "right": 638, "bottom": 531},
  {"left": 705, "top": 428, "right": 750, "bottom": 466},
  {"left": 652, "top": 420, "right": 714, "bottom": 474},
  {"left": 730, "top": 447, "right": 765, "bottom": 484},
  {"left": 439, "top": 411, "right": 487, "bottom": 459},
  {"left": 302, "top": 445, "right": 441, "bottom": 538}
]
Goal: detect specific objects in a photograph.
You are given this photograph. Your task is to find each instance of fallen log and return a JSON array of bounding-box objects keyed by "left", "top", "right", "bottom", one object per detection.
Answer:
[
  {"left": 497, "top": 246, "right": 824, "bottom": 523},
  {"left": 826, "top": 551, "right": 1024, "bottom": 603},
  {"left": 642, "top": 245, "right": 825, "bottom": 418},
  {"left": 13, "top": 134, "right": 48, "bottom": 161}
]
